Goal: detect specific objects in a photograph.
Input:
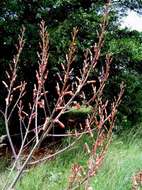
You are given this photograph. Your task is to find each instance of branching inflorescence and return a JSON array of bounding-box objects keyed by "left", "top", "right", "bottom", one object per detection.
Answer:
[{"left": 1, "top": 1, "right": 125, "bottom": 189}]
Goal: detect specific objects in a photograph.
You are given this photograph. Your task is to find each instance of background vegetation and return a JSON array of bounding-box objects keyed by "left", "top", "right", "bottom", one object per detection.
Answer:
[
  {"left": 0, "top": 1, "right": 142, "bottom": 189},
  {"left": 0, "top": 0, "right": 142, "bottom": 134}
]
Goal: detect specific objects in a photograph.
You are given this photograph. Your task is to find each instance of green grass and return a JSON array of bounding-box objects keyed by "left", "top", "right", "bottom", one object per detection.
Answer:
[
  {"left": 0, "top": 157, "right": 11, "bottom": 189},
  {"left": 0, "top": 132, "right": 142, "bottom": 190},
  {"left": 64, "top": 105, "right": 93, "bottom": 118},
  {"left": 92, "top": 137, "right": 142, "bottom": 190}
]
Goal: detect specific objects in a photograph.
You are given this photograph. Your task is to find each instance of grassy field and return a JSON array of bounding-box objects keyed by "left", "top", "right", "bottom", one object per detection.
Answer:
[{"left": 0, "top": 131, "right": 142, "bottom": 190}]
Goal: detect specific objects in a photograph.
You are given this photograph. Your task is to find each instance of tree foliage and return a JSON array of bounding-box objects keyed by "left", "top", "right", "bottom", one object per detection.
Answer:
[{"left": 0, "top": 0, "right": 142, "bottom": 133}]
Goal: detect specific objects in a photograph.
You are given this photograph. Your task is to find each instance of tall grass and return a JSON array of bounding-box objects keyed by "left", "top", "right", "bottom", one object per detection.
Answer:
[
  {"left": 0, "top": 131, "right": 142, "bottom": 190},
  {"left": 92, "top": 137, "right": 142, "bottom": 190}
]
